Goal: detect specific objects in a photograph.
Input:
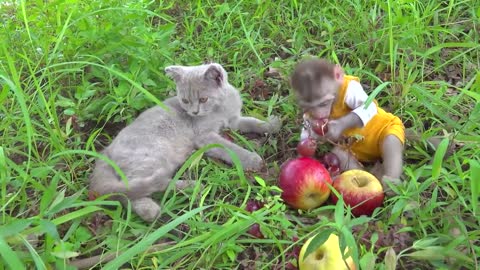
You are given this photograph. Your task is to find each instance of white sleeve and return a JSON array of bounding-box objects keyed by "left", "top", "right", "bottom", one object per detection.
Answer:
[{"left": 344, "top": 80, "right": 378, "bottom": 126}]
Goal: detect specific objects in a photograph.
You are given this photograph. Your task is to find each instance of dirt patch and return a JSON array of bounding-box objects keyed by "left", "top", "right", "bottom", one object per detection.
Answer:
[{"left": 79, "top": 118, "right": 129, "bottom": 151}]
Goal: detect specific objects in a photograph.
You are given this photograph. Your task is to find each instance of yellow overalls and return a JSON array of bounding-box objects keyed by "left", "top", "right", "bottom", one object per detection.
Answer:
[{"left": 330, "top": 75, "right": 405, "bottom": 162}]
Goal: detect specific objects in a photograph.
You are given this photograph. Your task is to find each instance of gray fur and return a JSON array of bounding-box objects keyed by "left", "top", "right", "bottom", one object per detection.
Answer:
[{"left": 89, "top": 63, "right": 281, "bottom": 221}]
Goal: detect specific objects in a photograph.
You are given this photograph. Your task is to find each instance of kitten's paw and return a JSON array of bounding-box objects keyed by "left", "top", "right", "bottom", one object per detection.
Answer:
[
  {"left": 266, "top": 115, "right": 282, "bottom": 134},
  {"left": 242, "top": 153, "right": 264, "bottom": 171},
  {"left": 175, "top": 180, "right": 197, "bottom": 190},
  {"left": 132, "top": 197, "right": 161, "bottom": 222}
]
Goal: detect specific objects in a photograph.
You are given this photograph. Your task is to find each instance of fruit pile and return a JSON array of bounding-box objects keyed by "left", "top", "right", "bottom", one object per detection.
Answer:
[
  {"left": 297, "top": 116, "right": 340, "bottom": 176},
  {"left": 278, "top": 156, "right": 385, "bottom": 216},
  {"left": 279, "top": 114, "right": 385, "bottom": 216},
  {"left": 242, "top": 115, "right": 387, "bottom": 270}
]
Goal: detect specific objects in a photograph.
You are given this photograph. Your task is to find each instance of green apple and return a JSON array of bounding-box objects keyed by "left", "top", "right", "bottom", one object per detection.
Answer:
[{"left": 298, "top": 233, "right": 356, "bottom": 270}]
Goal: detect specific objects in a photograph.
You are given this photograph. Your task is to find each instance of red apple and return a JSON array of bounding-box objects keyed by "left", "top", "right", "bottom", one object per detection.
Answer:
[
  {"left": 311, "top": 118, "right": 329, "bottom": 136},
  {"left": 328, "top": 165, "right": 340, "bottom": 176},
  {"left": 297, "top": 137, "right": 317, "bottom": 157},
  {"left": 331, "top": 170, "right": 384, "bottom": 216},
  {"left": 278, "top": 157, "right": 333, "bottom": 210},
  {"left": 321, "top": 152, "right": 341, "bottom": 176},
  {"left": 245, "top": 199, "right": 263, "bottom": 212},
  {"left": 322, "top": 152, "right": 340, "bottom": 167},
  {"left": 245, "top": 200, "right": 265, "bottom": 238},
  {"left": 247, "top": 223, "right": 264, "bottom": 238}
]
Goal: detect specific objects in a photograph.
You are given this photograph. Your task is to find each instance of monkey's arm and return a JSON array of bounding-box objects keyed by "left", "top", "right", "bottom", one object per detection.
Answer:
[
  {"left": 326, "top": 113, "right": 363, "bottom": 141},
  {"left": 344, "top": 80, "right": 378, "bottom": 126},
  {"left": 326, "top": 81, "right": 377, "bottom": 141}
]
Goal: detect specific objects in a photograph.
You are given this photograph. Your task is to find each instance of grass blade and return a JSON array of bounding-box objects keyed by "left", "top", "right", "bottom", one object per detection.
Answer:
[
  {"left": 0, "top": 72, "right": 33, "bottom": 168},
  {"left": 365, "top": 81, "right": 391, "bottom": 108},
  {"left": 50, "top": 149, "right": 128, "bottom": 187},
  {"left": 0, "top": 219, "right": 33, "bottom": 238},
  {"left": 21, "top": 236, "right": 47, "bottom": 270},
  {"left": 0, "top": 146, "right": 6, "bottom": 221},
  {"left": 469, "top": 159, "right": 480, "bottom": 215},
  {"left": 431, "top": 138, "right": 449, "bottom": 180},
  {"left": 302, "top": 229, "right": 335, "bottom": 262},
  {"left": 0, "top": 237, "right": 25, "bottom": 270},
  {"left": 103, "top": 206, "right": 210, "bottom": 270},
  {"left": 334, "top": 193, "right": 345, "bottom": 225},
  {"left": 24, "top": 206, "right": 103, "bottom": 235},
  {"left": 46, "top": 61, "right": 167, "bottom": 110}
]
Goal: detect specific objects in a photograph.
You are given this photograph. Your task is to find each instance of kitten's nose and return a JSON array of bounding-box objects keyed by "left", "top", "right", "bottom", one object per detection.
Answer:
[{"left": 192, "top": 111, "right": 199, "bottom": 115}]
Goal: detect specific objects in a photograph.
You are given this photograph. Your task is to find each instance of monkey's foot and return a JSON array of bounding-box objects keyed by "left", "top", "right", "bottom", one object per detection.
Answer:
[{"left": 381, "top": 175, "right": 402, "bottom": 197}]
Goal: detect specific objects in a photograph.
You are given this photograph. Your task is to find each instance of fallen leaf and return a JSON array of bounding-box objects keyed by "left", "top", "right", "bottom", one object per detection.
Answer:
[
  {"left": 264, "top": 67, "right": 281, "bottom": 78},
  {"left": 384, "top": 247, "right": 397, "bottom": 270}
]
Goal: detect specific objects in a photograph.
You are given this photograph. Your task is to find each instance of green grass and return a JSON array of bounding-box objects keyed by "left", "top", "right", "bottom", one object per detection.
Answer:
[{"left": 0, "top": 0, "right": 479, "bottom": 269}]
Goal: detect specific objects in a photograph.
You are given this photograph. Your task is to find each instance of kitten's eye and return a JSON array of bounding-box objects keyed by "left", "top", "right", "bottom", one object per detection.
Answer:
[
  {"left": 181, "top": 98, "right": 189, "bottom": 104},
  {"left": 199, "top": 97, "right": 208, "bottom": 103}
]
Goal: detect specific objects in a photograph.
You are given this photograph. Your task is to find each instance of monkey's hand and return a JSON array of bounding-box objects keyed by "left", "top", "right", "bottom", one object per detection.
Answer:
[
  {"left": 325, "top": 113, "right": 363, "bottom": 142},
  {"left": 324, "top": 119, "right": 345, "bottom": 142}
]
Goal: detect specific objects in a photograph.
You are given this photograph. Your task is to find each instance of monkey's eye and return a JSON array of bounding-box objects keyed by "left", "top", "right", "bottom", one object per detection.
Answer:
[
  {"left": 181, "top": 98, "right": 189, "bottom": 104},
  {"left": 199, "top": 97, "right": 208, "bottom": 103}
]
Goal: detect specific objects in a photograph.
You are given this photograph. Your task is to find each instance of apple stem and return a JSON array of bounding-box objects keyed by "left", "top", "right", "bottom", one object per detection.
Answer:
[{"left": 353, "top": 176, "right": 360, "bottom": 186}]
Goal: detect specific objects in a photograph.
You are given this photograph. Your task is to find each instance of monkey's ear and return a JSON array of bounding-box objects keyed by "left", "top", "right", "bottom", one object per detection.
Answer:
[
  {"left": 333, "top": 64, "right": 345, "bottom": 83},
  {"left": 165, "top": 65, "right": 184, "bottom": 81},
  {"left": 204, "top": 64, "right": 225, "bottom": 87}
]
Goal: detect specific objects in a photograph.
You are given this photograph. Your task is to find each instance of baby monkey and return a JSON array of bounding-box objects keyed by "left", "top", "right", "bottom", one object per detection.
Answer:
[{"left": 290, "top": 58, "right": 405, "bottom": 190}]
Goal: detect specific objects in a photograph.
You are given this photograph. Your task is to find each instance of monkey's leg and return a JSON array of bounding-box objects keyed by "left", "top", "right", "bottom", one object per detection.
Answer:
[
  {"left": 330, "top": 146, "right": 363, "bottom": 171},
  {"left": 380, "top": 134, "right": 404, "bottom": 187},
  {"left": 370, "top": 161, "right": 384, "bottom": 180}
]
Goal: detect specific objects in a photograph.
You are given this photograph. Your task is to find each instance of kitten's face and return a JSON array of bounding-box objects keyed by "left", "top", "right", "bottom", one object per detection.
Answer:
[
  {"left": 176, "top": 81, "right": 220, "bottom": 116},
  {"left": 165, "top": 63, "right": 227, "bottom": 117}
]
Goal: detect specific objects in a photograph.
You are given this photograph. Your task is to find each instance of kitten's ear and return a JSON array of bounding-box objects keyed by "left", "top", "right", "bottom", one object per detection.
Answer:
[
  {"left": 165, "top": 66, "right": 184, "bottom": 81},
  {"left": 204, "top": 64, "right": 225, "bottom": 87}
]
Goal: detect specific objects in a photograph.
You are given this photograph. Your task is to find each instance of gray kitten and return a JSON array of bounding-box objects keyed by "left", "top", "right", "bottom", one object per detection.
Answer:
[{"left": 89, "top": 63, "right": 281, "bottom": 221}]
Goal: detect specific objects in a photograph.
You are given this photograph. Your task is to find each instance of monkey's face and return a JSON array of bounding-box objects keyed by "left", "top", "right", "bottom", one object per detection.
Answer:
[
  {"left": 296, "top": 77, "right": 339, "bottom": 119},
  {"left": 290, "top": 58, "right": 344, "bottom": 120}
]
